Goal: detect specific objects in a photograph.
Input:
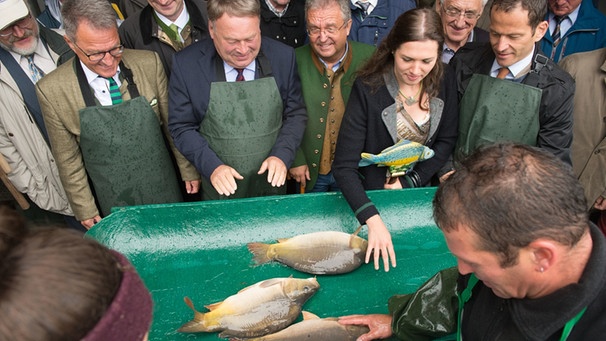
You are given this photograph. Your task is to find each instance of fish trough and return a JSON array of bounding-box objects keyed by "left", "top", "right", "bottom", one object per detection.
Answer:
[{"left": 86, "top": 188, "right": 456, "bottom": 340}]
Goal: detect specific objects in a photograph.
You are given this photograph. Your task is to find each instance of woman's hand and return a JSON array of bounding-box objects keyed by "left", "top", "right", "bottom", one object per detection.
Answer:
[{"left": 365, "top": 215, "right": 397, "bottom": 271}]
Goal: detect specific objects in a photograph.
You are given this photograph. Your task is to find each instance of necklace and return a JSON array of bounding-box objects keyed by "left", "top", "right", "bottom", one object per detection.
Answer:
[{"left": 398, "top": 84, "right": 423, "bottom": 106}]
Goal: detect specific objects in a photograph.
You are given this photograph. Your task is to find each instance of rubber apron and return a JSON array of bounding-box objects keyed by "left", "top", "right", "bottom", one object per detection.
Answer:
[
  {"left": 199, "top": 54, "right": 284, "bottom": 200},
  {"left": 455, "top": 73, "right": 541, "bottom": 161},
  {"left": 75, "top": 60, "right": 181, "bottom": 216},
  {"left": 456, "top": 274, "right": 587, "bottom": 341}
]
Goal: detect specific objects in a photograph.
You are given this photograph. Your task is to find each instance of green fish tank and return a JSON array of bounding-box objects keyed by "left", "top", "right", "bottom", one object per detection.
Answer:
[{"left": 86, "top": 188, "right": 456, "bottom": 340}]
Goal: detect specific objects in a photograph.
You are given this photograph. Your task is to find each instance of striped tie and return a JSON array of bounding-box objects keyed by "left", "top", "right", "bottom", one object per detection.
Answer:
[
  {"left": 552, "top": 16, "right": 567, "bottom": 48},
  {"left": 356, "top": 1, "right": 370, "bottom": 19},
  {"left": 26, "top": 54, "right": 45, "bottom": 83},
  {"left": 107, "top": 76, "right": 123, "bottom": 105},
  {"left": 235, "top": 68, "right": 245, "bottom": 82}
]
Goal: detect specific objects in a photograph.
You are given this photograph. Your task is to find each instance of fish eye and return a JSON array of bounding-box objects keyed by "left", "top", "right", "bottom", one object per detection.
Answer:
[{"left": 303, "top": 286, "right": 310, "bottom": 292}]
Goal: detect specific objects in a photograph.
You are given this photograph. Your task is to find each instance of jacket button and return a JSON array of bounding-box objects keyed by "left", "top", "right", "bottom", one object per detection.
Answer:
[
  {"left": 323, "top": 83, "right": 328, "bottom": 88},
  {"left": 312, "top": 163, "right": 317, "bottom": 168},
  {"left": 8, "top": 133, "right": 14, "bottom": 137},
  {"left": 314, "top": 149, "right": 319, "bottom": 154},
  {"left": 320, "top": 118, "right": 324, "bottom": 123},
  {"left": 316, "top": 134, "right": 322, "bottom": 139},
  {"left": 321, "top": 101, "right": 326, "bottom": 106}
]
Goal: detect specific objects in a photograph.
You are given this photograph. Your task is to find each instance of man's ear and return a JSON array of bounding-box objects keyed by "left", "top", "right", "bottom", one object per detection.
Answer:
[
  {"left": 528, "top": 239, "right": 557, "bottom": 271},
  {"left": 533, "top": 20, "right": 548, "bottom": 41}
]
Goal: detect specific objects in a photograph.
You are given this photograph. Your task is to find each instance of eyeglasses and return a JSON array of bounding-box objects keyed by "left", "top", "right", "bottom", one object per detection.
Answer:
[
  {"left": 442, "top": 6, "right": 480, "bottom": 20},
  {"left": 0, "top": 14, "right": 34, "bottom": 37},
  {"left": 72, "top": 41, "right": 124, "bottom": 63},
  {"left": 306, "top": 21, "right": 349, "bottom": 37}
]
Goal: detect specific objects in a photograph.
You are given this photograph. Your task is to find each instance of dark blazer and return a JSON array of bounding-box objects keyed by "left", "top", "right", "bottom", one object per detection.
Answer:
[
  {"left": 168, "top": 37, "right": 307, "bottom": 180},
  {"left": 472, "top": 26, "right": 489, "bottom": 42}
]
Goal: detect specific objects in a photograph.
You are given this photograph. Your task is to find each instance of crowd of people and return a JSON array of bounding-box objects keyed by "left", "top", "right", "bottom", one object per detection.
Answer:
[{"left": 0, "top": 0, "right": 605, "bottom": 339}]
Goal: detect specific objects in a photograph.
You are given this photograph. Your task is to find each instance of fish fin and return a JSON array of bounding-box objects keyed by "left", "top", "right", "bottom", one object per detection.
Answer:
[
  {"left": 258, "top": 277, "right": 285, "bottom": 289},
  {"left": 352, "top": 225, "right": 363, "bottom": 237},
  {"left": 302, "top": 311, "right": 320, "bottom": 320},
  {"left": 380, "top": 139, "right": 412, "bottom": 153},
  {"left": 204, "top": 301, "right": 224, "bottom": 311},
  {"left": 358, "top": 153, "right": 375, "bottom": 167},
  {"left": 246, "top": 242, "right": 272, "bottom": 265},
  {"left": 276, "top": 237, "right": 290, "bottom": 243},
  {"left": 177, "top": 297, "right": 208, "bottom": 333}
]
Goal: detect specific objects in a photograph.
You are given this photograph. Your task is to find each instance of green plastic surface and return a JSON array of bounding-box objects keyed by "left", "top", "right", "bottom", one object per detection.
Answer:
[{"left": 86, "top": 188, "right": 456, "bottom": 340}]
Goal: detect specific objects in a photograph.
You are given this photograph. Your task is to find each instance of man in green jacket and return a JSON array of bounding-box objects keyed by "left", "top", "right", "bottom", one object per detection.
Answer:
[{"left": 289, "top": 0, "right": 374, "bottom": 192}]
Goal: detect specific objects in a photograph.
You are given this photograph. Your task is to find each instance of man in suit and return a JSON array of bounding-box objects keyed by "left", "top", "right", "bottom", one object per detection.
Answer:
[
  {"left": 289, "top": 0, "right": 374, "bottom": 192},
  {"left": 436, "top": 0, "right": 489, "bottom": 63},
  {"left": 348, "top": 0, "right": 416, "bottom": 46},
  {"left": 36, "top": 0, "right": 200, "bottom": 228},
  {"left": 259, "top": 0, "right": 306, "bottom": 48},
  {"left": 169, "top": 0, "right": 307, "bottom": 200},
  {"left": 119, "top": 0, "right": 209, "bottom": 78},
  {"left": 448, "top": 0, "right": 574, "bottom": 165},
  {"left": 0, "top": 0, "right": 84, "bottom": 230}
]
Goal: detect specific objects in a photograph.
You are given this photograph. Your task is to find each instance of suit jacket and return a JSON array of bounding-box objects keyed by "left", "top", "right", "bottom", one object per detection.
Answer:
[
  {"left": 36, "top": 49, "right": 199, "bottom": 221},
  {"left": 559, "top": 48, "right": 606, "bottom": 207},
  {"left": 168, "top": 37, "right": 307, "bottom": 180}
]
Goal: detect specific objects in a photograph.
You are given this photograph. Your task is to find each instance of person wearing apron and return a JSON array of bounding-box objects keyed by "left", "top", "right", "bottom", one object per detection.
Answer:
[
  {"left": 36, "top": 0, "right": 200, "bottom": 228},
  {"left": 338, "top": 143, "right": 606, "bottom": 341},
  {"left": 447, "top": 0, "right": 574, "bottom": 167},
  {"left": 168, "top": 0, "right": 307, "bottom": 201}
]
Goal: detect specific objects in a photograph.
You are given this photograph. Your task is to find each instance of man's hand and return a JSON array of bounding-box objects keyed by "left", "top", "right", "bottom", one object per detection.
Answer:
[
  {"left": 595, "top": 196, "right": 606, "bottom": 210},
  {"left": 338, "top": 314, "right": 393, "bottom": 341},
  {"left": 383, "top": 177, "right": 403, "bottom": 190},
  {"left": 365, "top": 215, "right": 397, "bottom": 272},
  {"left": 185, "top": 180, "right": 200, "bottom": 194},
  {"left": 289, "top": 165, "right": 310, "bottom": 189},
  {"left": 81, "top": 215, "right": 102, "bottom": 229},
  {"left": 210, "top": 165, "right": 243, "bottom": 196},
  {"left": 258, "top": 156, "right": 287, "bottom": 187}
]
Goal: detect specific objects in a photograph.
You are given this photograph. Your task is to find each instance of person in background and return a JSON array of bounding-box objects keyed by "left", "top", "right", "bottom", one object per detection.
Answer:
[
  {"left": 332, "top": 8, "right": 459, "bottom": 271},
  {"left": 339, "top": 143, "right": 606, "bottom": 341},
  {"left": 0, "top": 206, "right": 153, "bottom": 341},
  {"left": 348, "top": 0, "right": 416, "bottom": 46},
  {"left": 260, "top": 0, "right": 307, "bottom": 48},
  {"left": 0, "top": 0, "right": 84, "bottom": 231},
  {"left": 436, "top": 0, "right": 489, "bottom": 63},
  {"left": 119, "top": 0, "right": 209, "bottom": 78},
  {"left": 289, "top": 0, "right": 374, "bottom": 193},
  {"left": 36, "top": 0, "right": 200, "bottom": 229},
  {"left": 541, "top": 0, "right": 606, "bottom": 63},
  {"left": 37, "top": 0, "right": 62, "bottom": 28},
  {"left": 448, "top": 0, "right": 574, "bottom": 166},
  {"left": 169, "top": 0, "right": 307, "bottom": 200},
  {"left": 559, "top": 47, "right": 606, "bottom": 235}
]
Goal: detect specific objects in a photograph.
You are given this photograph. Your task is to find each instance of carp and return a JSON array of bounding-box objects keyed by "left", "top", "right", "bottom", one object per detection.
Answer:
[
  {"left": 247, "top": 227, "right": 368, "bottom": 275},
  {"left": 178, "top": 277, "right": 320, "bottom": 338},
  {"left": 230, "top": 311, "right": 370, "bottom": 341},
  {"left": 358, "top": 139, "right": 434, "bottom": 177}
]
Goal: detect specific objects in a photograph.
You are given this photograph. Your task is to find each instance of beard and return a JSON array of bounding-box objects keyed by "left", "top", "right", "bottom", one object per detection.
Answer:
[{"left": 0, "top": 28, "right": 38, "bottom": 56}]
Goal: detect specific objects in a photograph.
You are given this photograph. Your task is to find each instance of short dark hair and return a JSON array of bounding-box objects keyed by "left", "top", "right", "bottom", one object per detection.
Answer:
[
  {"left": 0, "top": 207, "right": 122, "bottom": 340},
  {"left": 433, "top": 143, "right": 588, "bottom": 267},
  {"left": 491, "top": 0, "right": 547, "bottom": 32},
  {"left": 356, "top": 8, "right": 444, "bottom": 107}
]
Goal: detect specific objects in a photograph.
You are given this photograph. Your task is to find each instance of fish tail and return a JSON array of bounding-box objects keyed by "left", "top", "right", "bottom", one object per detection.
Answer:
[
  {"left": 358, "top": 153, "right": 374, "bottom": 167},
  {"left": 246, "top": 242, "right": 272, "bottom": 265},
  {"left": 177, "top": 297, "right": 209, "bottom": 333}
]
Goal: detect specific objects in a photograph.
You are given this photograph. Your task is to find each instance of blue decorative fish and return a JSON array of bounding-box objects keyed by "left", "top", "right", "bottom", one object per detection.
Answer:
[{"left": 359, "top": 139, "right": 434, "bottom": 177}]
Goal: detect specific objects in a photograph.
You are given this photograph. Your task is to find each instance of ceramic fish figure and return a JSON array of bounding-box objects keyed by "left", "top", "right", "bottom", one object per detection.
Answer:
[
  {"left": 230, "top": 311, "right": 370, "bottom": 341},
  {"left": 358, "top": 139, "right": 434, "bottom": 177},
  {"left": 247, "top": 226, "right": 368, "bottom": 275},
  {"left": 178, "top": 277, "right": 319, "bottom": 338}
]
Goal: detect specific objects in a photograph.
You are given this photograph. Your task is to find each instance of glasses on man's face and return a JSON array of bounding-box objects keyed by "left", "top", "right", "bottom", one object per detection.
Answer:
[
  {"left": 0, "top": 14, "right": 33, "bottom": 37},
  {"left": 307, "top": 21, "right": 349, "bottom": 37},
  {"left": 442, "top": 6, "right": 480, "bottom": 20},
  {"left": 73, "top": 41, "right": 124, "bottom": 63}
]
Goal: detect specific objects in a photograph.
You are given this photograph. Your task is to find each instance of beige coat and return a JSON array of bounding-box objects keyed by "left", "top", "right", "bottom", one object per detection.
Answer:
[
  {"left": 559, "top": 48, "right": 606, "bottom": 208},
  {"left": 36, "top": 49, "right": 199, "bottom": 220}
]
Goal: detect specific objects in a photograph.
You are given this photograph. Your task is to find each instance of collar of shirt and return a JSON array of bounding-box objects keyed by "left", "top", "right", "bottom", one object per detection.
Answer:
[
  {"left": 155, "top": 2, "right": 190, "bottom": 35},
  {"left": 80, "top": 60, "right": 122, "bottom": 106},
  {"left": 442, "top": 31, "right": 474, "bottom": 64},
  {"left": 264, "top": 0, "right": 289, "bottom": 17},
  {"left": 350, "top": 0, "right": 378, "bottom": 14},
  {"left": 490, "top": 46, "right": 535, "bottom": 80},
  {"left": 11, "top": 37, "right": 56, "bottom": 77},
  {"left": 548, "top": 5, "right": 579, "bottom": 37},
  {"left": 319, "top": 42, "right": 349, "bottom": 72},
  {"left": 224, "top": 60, "right": 256, "bottom": 82}
]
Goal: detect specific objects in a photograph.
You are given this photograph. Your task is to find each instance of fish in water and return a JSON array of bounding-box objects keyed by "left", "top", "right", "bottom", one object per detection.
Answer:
[
  {"left": 247, "top": 226, "right": 368, "bottom": 275},
  {"left": 230, "top": 311, "right": 370, "bottom": 341},
  {"left": 358, "top": 139, "right": 434, "bottom": 177},
  {"left": 178, "top": 277, "right": 320, "bottom": 338}
]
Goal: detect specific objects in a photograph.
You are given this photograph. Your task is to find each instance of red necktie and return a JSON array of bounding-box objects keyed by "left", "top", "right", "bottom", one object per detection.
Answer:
[{"left": 235, "top": 68, "right": 245, "bottom": 82}]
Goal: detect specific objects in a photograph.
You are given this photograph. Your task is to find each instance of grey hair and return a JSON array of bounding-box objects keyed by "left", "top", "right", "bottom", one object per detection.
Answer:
[
  {"left": 440, "top": 0, "right": 489, "bottom": 8},
  {"left": 305, "top": 0, "right": 352, "bottom": 22},
  {"left": 61, "top": 0, "right": 118, "bottom": 42},
  {"left": 207, "top": 0, "right": 260, "bottom": 23}
]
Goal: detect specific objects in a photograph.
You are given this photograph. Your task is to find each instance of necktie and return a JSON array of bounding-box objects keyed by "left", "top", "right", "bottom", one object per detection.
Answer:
[
  {"left": 235, "top": 68, "right": 245, "bottom": 82},
  {"left": 26, "top": 54, "right": 45, "bottom": 83},
  {"left": 356, "top": 1, "right": 370, "bottom": 19},
  {"left": 496, "top": 67, "right": 509, "bottom": 79},
  {"left": 107, "top": 76, "right": 123, "bottom": 105},
  {"left": 169, "top": 23, "right": 179, "bottom": 36},
  {"left": 552, "top": 16, "right": 567, "bottom": 48}
]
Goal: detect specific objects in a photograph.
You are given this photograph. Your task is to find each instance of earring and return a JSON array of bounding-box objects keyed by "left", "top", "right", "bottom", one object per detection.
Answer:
[{"left": 539, "top": 267, "right": 544, "bottom": 273}]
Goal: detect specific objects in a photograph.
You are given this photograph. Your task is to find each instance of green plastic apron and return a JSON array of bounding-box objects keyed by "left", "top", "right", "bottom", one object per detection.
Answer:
[
  {"left": 455, "top": 74, "right": 542, "bottom": 161},
  {"left": 199, "top": 57, "right": 284, "bottom": 200},
  {"left": 455, "top": 274, "right": 587, "bottom": 341},
  {"left": 75, "top": 61, "right": 181, "bottom": 216}
]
